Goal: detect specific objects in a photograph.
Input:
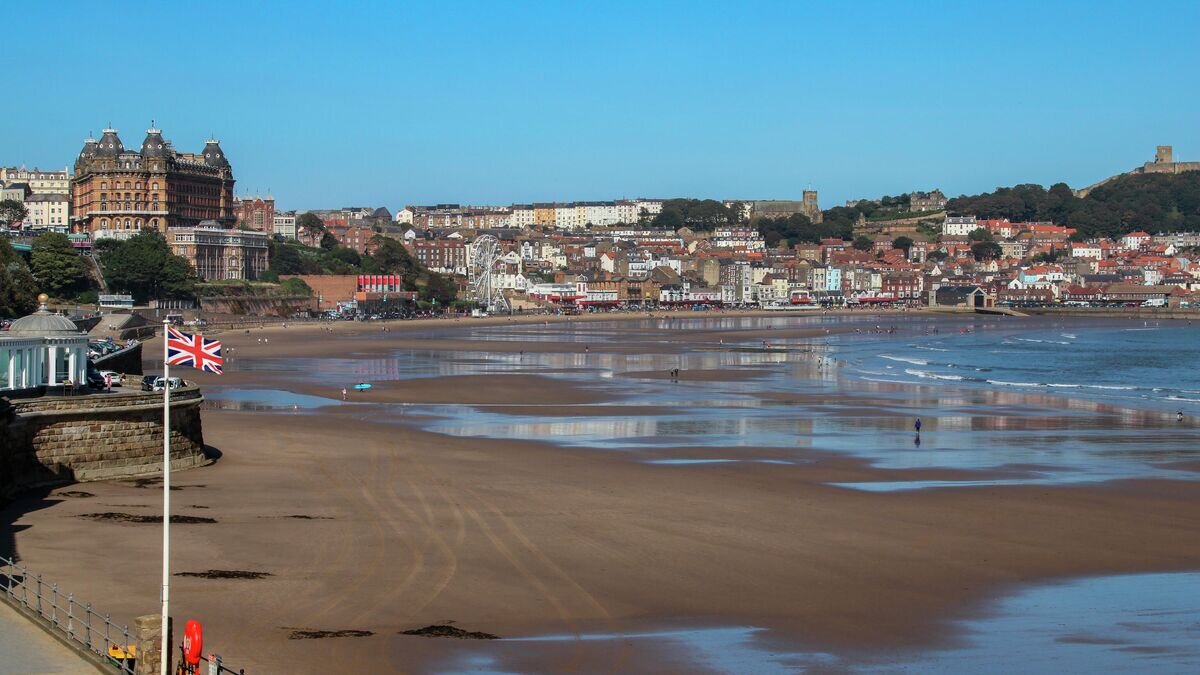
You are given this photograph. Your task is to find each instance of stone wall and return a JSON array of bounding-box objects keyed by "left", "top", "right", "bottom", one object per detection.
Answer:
[
  {"left": 199, "top": 295, "right": 316, "bottom": 317},
  {"left": 0, "top": 385, "right": 208, "bottom": 496}
]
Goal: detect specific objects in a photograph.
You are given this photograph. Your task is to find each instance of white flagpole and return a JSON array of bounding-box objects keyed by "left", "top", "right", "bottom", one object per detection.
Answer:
[{"left": 161, "top": 319, "right": 170, "bottom": 675}]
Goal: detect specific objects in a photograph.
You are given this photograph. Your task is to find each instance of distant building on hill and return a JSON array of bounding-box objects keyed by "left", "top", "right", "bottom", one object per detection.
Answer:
[
  {"left": 752, "top": 190, "right": 822, "bottom": 223},
  {"left": 909, "top": 189, "right": 946, "bottom": 212},
  {"left": 1076, "top": 145, "right": 1200, "bottom": 198}
]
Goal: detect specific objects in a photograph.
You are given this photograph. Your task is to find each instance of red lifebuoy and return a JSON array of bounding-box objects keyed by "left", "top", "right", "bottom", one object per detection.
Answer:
[{"left": 182, "top": 620, "right": 203, "bottom": 666}]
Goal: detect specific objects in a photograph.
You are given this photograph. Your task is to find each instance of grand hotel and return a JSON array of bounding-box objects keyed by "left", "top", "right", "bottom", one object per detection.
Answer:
[{"left": 70, "top": 126, "right": 236, "bottom": 236}]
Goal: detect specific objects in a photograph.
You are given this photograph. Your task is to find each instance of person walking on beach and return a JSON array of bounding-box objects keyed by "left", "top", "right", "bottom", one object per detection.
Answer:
[
  {"left": 914, "top": 418, "right": 922, "bottom": 434},
  {"left": 341, "top": 387, "right": 347, "bottom": 401}
]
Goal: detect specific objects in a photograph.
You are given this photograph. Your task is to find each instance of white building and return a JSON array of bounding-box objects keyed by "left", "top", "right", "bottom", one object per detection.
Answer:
[
  {"left": 273, "top": 212, "right": 298, "bottom": 240},
  {"left": 394, "top": 207, "right": 415, "bottom": 225},
  {"left": 943, "top": 215, "right": 979, "bottom": 237},
  {"left": 511, "top": 205, "right": 535, "bottom": 229},
  {"left": 0, "top": 300, "right": 89, "bottom": 392},
  {"left": 615, "top": 200, "right": 639, "bottom": 224},
  {"left": 554, "top": 205, "right": 580, "bottom": 230},
  {"left": 0, "top": 166, "right": 72, "bottom": 195},
  {"left": 635, "top": 199, "right": 663, "bottom": 220},
  {"left": 23, "top": 193, "right": 71, "bottom": 229}
]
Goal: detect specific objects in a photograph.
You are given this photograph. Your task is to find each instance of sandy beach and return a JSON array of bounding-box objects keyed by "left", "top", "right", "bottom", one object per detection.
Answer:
[{"left": 4, "top": 312, "right": 1200, "bottom": 673}]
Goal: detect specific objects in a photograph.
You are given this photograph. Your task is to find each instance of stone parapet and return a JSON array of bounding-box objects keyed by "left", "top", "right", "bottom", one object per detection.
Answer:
[{"left": 1, "top": 385, "right": 208, "bottom": 496}]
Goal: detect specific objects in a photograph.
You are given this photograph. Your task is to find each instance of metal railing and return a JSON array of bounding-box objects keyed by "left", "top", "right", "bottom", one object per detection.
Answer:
[
  {"left": 2, "top": 554, "right": 136, "bottom": 673},
  {"left": 1, "top": 555, "right": 248, "bottom": 675}
]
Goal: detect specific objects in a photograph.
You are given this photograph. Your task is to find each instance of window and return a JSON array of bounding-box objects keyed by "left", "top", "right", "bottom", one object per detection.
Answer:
[
  {"left": 152, "top": 182, "right": 158, "bottom": 190},
  {"left": 101, "top": 182, "right": 107, "bottom": 190}
]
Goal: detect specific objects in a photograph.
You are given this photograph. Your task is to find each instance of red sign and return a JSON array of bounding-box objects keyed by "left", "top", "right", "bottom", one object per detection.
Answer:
[{"left": 182, "top": 620, "right": 203, "bottom": 666}]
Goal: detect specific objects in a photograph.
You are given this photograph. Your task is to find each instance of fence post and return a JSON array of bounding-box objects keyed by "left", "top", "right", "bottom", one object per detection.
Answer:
[
  {"left": 35, "top": 574, "right": 42, "bottom": 615},
  {"left": 85, "top": 603, "right": 92, "bottom": 650},
  {"left": 51, "top": 583, "right": 58, "bottom": 624}
]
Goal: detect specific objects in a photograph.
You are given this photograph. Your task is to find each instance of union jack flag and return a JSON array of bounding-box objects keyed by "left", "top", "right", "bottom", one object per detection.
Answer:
[{"left": 166, "top": 326, "right": 223, "bottom": 374}]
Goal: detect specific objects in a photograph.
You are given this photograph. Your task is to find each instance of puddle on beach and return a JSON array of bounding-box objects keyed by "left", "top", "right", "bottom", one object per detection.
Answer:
[
  {"left": 204, "top": 388, "right": 343, "bottom": 411},
  {"left": 445, "top": 572, "right": 1200, "bottom": 674}
]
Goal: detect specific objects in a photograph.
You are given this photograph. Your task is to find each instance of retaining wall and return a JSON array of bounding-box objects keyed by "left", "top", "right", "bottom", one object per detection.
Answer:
[{"left": 0, "top": 385, "right": 208, "bottom": 496}]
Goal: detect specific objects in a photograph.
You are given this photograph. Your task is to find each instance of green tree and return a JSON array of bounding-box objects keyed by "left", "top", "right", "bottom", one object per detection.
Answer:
[
  {"left": 296, "top": 212, "right": 326, "bottom": 234},
  {"left": 970, "top": 241, "right": 1003, "bottom": 261},
  {"left": 892, "top": 236, "right": 914, "bottom": 253},
  {"left": 967, "top": 228, "right": 994, "bottom": 242},
  {"left": 160, "top": 255, "right": 198, "bottom": 299},
  {"left": 268, "top": 240, "right": 307, "bottom": 275},
  {"left": 329, "top": 247, "right": 361, "bottom": 266},
  {"left": 367, "top": 236, "right": 420, "bottom": 279},
  {"left": 0, "top": 237, "right": 37, "bottom": 317},
  {"left": 421, "top": 272, "right": 457, "bottom": 305},
  {"left": 651, "top": 208, "right": 684, "bottom": 230},
  {"left": 30, "top": 232, "right": 87, "bottom": 298},
  {"left": 99, "top": 230, "right": 195, "bottom": 302},
  {"left": 0, "top": 199, "right": 27, "bottom": 227},
  {"left": 852, "top": 236, "right": 873, "bottom": 251},
  {"left": 319, "top": 231, "right": 339, "bottom": 250}
]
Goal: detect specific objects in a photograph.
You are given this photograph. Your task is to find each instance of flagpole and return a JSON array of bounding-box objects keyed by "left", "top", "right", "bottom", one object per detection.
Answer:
[{"left": 161, "top": 319, "right": 170, "bottom": 675}]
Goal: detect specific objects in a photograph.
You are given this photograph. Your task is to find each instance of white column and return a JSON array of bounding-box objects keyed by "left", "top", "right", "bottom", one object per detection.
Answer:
[
  {"left": 46, "top": 346, "right": 57, "bottom": 385},
  {"left": 68, "top": 348, "right": 77, "bottom": 387}
]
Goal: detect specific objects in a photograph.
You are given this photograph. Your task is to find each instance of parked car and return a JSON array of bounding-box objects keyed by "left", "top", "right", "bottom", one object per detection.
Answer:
[
  {"left": 99, "top": 371, "right": 124, "bottom": 386},
  {"left": 141, "top": 375, "right": 158, "bottom": 391},
  {"left": 152, "top": 377, "right": 183, "bottom": 391}
]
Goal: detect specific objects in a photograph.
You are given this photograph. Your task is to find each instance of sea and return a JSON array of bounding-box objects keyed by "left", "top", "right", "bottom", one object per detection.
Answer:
[{"left": 830, "top": 315, "right": 1200, "bottom": 412}]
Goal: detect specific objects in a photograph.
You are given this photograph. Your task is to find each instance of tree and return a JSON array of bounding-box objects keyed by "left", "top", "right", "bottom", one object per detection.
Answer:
[
  {"left": 0, "top": 199, "right": 27, "bottom": 227},
  {"left": 892, "top": 236, "right": 914, "bottom": 253},
  {"left": 367, "top": 236, "right": 419, "bottom": 279},
  {"left": 296, "top": 212, "right": 325, "bottom": 233},
  {"left": 319, "top": 231, "right": 339, "bottom": 250},
  {"left": 421, "top": 272, "right": 457, "bottom": 305},
  {"left": 651, "top": 208, "right": 683, "bottom": 230},
  {"left": 99, "top": 230, "right": 195, "bottom": 302},
  {"left": 160, "top": 255, "right": 198, "bottom": 299},
  {"left": 0, "top": 237, "right": 37, "bottom": 317},
  {"left": 329, "top": 247, "right": 361, "bottom": 266},
  {"left": 852, "top": 236, "right": 873, "bottom": 251},
  {"left": 30, "top": 233, "right": 88, "bottom": 298},
  {"left": 967, "top": 228, "right": 994, "bottom": 242},
  {"left": 268, "top": 240, "right": 307, "bottom": 275},
  {"left": 970, "top": 241, "right": 1003, "bottom": 261}
]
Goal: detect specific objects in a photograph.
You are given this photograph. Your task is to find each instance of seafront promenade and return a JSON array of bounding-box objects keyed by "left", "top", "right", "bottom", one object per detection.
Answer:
[{"left": 0, "top": 600, "right": 93, "bottom": 674}]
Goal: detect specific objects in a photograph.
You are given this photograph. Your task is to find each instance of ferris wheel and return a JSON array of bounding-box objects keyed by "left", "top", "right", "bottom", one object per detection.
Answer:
[{"left": 468, "top": 234, "right": 509, "bottom": 312}]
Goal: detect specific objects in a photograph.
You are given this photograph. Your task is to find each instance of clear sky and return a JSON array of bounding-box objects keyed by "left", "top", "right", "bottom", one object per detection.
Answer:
[{"left": 6, "top": 0, "right": 1198, "bottom": 212}]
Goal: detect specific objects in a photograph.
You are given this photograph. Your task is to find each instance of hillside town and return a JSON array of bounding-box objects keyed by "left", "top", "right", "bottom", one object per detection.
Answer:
[{"left": 2, "top": 131, "right": 1199, "bottom": 318}]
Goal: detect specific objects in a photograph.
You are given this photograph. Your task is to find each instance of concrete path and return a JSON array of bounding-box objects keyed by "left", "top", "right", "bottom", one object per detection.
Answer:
[{"left": 0, "top": 599, "right": 94, "bottom": 674}]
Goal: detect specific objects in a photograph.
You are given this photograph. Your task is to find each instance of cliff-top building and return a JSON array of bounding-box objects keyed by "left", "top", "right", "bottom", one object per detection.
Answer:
[{"left": 70, "top": 126, "right": 235, "bottom": 237}]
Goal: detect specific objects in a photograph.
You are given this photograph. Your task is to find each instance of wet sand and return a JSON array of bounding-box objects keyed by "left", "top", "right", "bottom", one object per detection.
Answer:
[{"left": 5, "top": 314, "right": 1200, "bottom": 673}]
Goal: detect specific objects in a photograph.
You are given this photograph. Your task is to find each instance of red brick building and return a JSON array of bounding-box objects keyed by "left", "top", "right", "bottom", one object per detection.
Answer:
[
  {"left": 71, "top": 126, "right": 235, "bottom": 236},
  {"left": 330, "top": 225, "right": 376, "bottom": 254},
  {"left": 409, "top": 239, "right": 467, "bottom": 273},
  {"left": 235, "top": 195, "right": 275, "bottom": 233}
]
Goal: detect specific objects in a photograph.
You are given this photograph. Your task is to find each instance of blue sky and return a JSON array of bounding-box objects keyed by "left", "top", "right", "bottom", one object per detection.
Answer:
[{"left": 6, "top": 1, "right": 1198, "bottom": 212}]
